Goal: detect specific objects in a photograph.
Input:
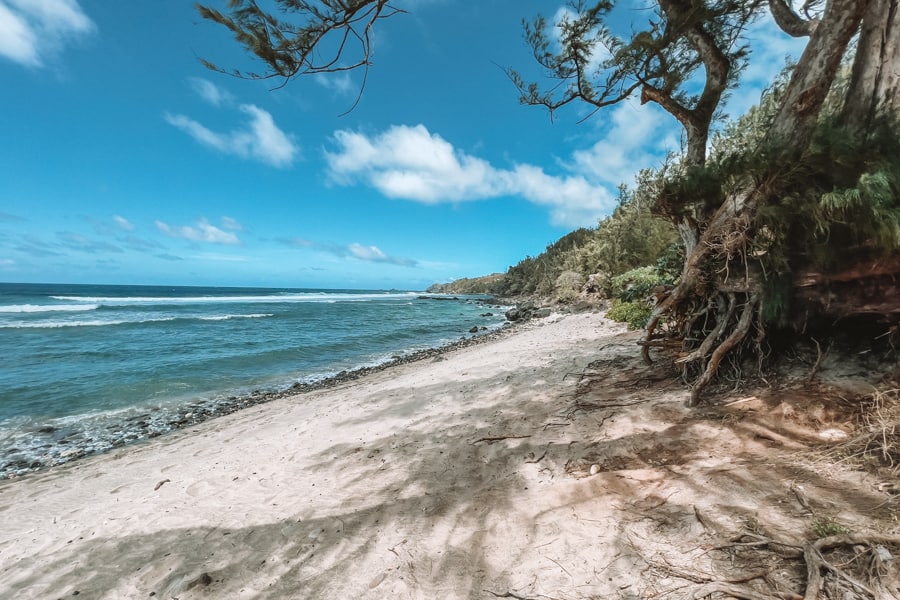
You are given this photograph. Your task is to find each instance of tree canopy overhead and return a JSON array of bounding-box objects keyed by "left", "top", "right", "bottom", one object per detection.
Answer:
[
  {"left": 197, "top": 0, "right": 900, "bottom": 403},
  {"left": 196, "top": 0, "right": 404, "bottom": 106}
]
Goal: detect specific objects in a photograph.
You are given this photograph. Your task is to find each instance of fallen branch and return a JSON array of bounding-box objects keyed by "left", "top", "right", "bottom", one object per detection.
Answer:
[
  {"left": 471, "top": 435, "right": 532, "bottom": 445},
  {"left": 483, "top": 590, "right": 560, "bottom": 600},
  {"left": 525, "top": 444, "right": 550, "bottom": 464},
  {"left": 680, "top": 582, "right": 775, "bottom": 600}
]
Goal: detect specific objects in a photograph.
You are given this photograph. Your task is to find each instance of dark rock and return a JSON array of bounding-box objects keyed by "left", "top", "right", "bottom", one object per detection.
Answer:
[
  {"left": 186, "top": 572, "right": 213, "bottom": 590},
  {"left": 534, "top": 308, "right": 552, "bottom": 318},
  {"left": 505, "top": 308, "right": 521, "bottom": 321},
  {"left": 469, "top": 326, "right": 479, "bottom": 333},
  {"left": 480, "top": 312, "right": 494, "bottom": 317}
]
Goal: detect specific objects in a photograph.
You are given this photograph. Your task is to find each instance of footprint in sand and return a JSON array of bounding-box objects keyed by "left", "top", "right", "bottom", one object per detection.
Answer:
[{"left": 185, "top": 481, "right": 212, "bottom": 497}]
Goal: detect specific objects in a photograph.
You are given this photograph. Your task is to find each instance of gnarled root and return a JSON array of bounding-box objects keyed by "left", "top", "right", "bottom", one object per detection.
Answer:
[{"left": 687, "top": 294, "right": 759, "bottom": 406}]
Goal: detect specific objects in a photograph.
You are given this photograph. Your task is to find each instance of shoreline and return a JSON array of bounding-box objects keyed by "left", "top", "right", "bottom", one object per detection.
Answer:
[
  {"left": 0, "top": 311, "right": 524, "bottom": 480},
  {"left": 0, "top": 310, "right": 628, "bottom": 599},
  {"left": 1, "top": 310, "right": 895, "bottom": 599}
]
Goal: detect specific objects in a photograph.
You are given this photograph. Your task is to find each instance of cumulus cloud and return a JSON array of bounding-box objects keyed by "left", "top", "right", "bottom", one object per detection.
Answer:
[
  {"left": 165, "top": 104, "right": 297, "bottom": 168},
  {"left": 189, "top": 77, "right": 233, "bottom": 107},
  {"left": 0, "top": 0, "right": 94, "bottom": 67},
  {"left": 287, "top": 238, "right": 418, "bottom": 267},
  {"left": 155, "top": 218, "right": 241, "bottom": 245},
  {"left": 570, "top": 99, "right": 678, "bottom": 186},
  {"left": 325, "top": 124, "right": 615, "bottom": 227}
]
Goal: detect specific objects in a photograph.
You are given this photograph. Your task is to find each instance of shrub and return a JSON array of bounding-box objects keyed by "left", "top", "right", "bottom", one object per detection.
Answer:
[
  {"left": 557, "top": 286, "right": 580, "bottom": 303},
  {"left": 609, "top": 266, "right": 669, "bottom": 302},
  {"left": 811, "top": 516, "right": 850, "bottom": 538},
  {"left": 607, "top": 299, "right": 653, "bottom": 329}
]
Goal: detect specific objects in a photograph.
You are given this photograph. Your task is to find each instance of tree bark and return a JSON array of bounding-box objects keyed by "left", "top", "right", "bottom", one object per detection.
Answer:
[
  {"left": 840, "top": 0, "right": 900, "bottom": 135},
  {"left": 768, "top": 0, "right": 819, "bottom": 37},
  {"left": 766, "top": 0, "right": 866, "bottom": 154}
]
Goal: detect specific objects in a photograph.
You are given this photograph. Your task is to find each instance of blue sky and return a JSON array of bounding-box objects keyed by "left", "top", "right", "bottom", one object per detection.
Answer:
[{"left": 0, "top": 1, "right": 804, "bottom": 290}]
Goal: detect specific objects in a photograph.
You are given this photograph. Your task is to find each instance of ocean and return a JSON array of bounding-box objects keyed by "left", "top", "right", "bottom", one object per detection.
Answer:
[{"left": 0, "top": 282, "right": 508, "bottom": 478}]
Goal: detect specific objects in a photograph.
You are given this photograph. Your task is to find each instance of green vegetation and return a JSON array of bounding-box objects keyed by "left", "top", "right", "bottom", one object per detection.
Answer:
[
  {"left": 425, "top": 274, "right": 506, "bottom": 295},
  {"left": 811, "top": 516, "right": 851, "bottom": 538},
  {"left": 498, "top": 183, "right": 678, "bottom": 301},
  {"left": 200, "top": 0, "right": 900, "bottom": 404},
  {"left": 606, "top": 300, "right": 653, "bottom": 330}
]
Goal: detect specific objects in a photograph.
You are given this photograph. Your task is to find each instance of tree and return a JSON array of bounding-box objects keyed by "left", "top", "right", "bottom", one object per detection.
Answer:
[
  {"left": 514, "top": 0, "right": 899, "bottom": 403},
  {"left": 197, "top": 0, "right": 900, "bottom": 403},
  {"left": 196, "top": 1, "right": 404, "bottom": 107}
]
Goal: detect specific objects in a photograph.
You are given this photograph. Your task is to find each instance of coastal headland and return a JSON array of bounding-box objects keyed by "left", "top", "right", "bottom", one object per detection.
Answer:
[{"left": 0, "top": 311, "right": 897, "bottom": 599}]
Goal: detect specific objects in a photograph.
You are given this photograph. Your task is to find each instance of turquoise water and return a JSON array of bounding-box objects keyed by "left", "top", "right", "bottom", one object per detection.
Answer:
[{"left": 0, "top": 283, "right": 507, "bottom": 476}]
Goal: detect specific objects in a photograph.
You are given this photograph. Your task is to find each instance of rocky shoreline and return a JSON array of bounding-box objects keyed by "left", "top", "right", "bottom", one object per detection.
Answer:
[{"left": 0, "top": 312, "right": 521, "bottom": 480}]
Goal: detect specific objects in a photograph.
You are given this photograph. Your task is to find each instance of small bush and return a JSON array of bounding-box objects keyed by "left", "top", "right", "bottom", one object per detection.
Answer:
[
  {"left": 556, "top": 270, "right": 585, "bottom": 291},
  {"left": 607, "top": 299, "right": 653, "bottom": 329},
  {"left": 557, "top": 286, "right": 580, "bottom": 303},
  {"left": 811, "top": 516, "right": 850, "bottom": 538},
  {"left": 609, "top": 266, "right": 670, "bottom": 302}
]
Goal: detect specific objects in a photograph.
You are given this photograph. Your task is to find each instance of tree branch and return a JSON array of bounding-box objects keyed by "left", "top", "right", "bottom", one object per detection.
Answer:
[{"left": 768, "top": 0, "right": 818, "bottom": 37}]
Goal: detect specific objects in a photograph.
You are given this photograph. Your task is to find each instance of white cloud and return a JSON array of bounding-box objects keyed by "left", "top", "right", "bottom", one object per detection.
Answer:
[
  {"left": 220, "top": 216, "right": 242, "bottom": 231},
  {"left": 570, "top": 99, "right": 678, "bottom": 186},
  {"left": 726, "top": 17, "right": 807, "bottom": 118},
  {"left": 155, "top": 218, "right": 241, "bottom": 245},
  {"left": 189, "top": 77, "right": 233, "bottom": 107},
  {"left": 287, "top": 238, "right": 418, "bottom": 267},
  {"left": 347, "top": 243, "right": 417, "bottom": 266},
  {"left": 0, "top": 0, "right": 94, "bottom": 67},
  {"left": 325, "top": 124, "right": 615, "bottom": 227},
  {"left": 315, "top": 72, "right": 355, "bottom": 96},
  {"left": 113, "top": 215, "right": 135, "bottom": 232},
  {"left": 165, "top": 104, "right": 298, "bottom": 168}
]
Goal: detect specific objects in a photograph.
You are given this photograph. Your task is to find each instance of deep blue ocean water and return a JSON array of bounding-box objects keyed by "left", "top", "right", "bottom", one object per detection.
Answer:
[{"left": 0, "top": 282, "right": 507, "bottom": 476}]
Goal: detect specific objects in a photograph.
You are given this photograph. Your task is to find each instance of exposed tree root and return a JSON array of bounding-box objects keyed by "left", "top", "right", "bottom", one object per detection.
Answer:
[
  {"left": 688, "top": 294, "right": 759, "bottom": 406},
  {"left": 471, "top": 435, "right": 532, "bottom": 445},
  {"left": 678, "top": 534, "right": 900, "bottom": 600},
  {"left": 678, "top": 581, "right": 775, "bottom": 600}
]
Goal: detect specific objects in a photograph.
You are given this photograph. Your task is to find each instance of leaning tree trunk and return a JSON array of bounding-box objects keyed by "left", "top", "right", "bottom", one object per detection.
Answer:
[
  {"left": 840, "top": 0, "right": 900, "bottom": 135},
  {"left": 765, "top": 0, "right": 868, "bottom": 153},
  {"left": 642, "top": 0, "right": 868, "bottom": 405}
]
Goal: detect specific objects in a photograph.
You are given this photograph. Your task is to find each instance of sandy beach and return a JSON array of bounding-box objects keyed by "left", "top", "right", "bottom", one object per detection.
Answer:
[{"left": 1, "top": 311, "right": 897, "bottom": 599}]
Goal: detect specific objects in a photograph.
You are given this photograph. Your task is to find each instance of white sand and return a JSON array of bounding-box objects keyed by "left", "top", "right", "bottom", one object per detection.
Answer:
[
  {"left": 1, "top": 311, "right": 892, "bottom": 599},
  {"left": 0, "top": 313, "right": 636, "bottom": 599}
]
